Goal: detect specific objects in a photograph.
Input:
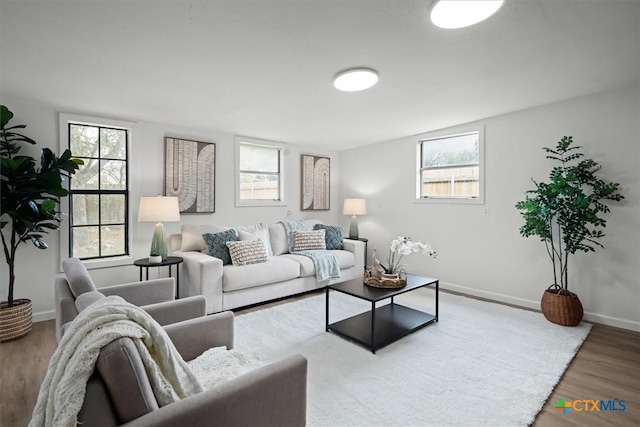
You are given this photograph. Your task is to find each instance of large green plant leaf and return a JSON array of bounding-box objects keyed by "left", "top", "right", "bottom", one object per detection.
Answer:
[{"left": 0, "top": 105, "right": 14, "bottom": 127}]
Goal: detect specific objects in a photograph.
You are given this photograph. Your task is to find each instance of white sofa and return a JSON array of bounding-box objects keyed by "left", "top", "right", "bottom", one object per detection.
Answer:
[{"left": 169, "top": 220, "right": 365, "bottom": 314}]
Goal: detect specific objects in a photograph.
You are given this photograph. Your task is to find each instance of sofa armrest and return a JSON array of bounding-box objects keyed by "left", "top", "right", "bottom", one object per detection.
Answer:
[
  {"left": 55, "top": 276, "right": 78, "bottom": 343},
  {"left": 172, "top": 250, "right": 224, "bottom": 314},
  {"left": 56, "top": 297, "right": 78, "bottom": 343},
  {"left": 124, "top": 354, "right": 307, "bottom": 427},
  {"left": 342, "top": 239, "right": 365, "bottom": 270},
  {"left": 142, "top": 296, "right": 207, "bottom": 326},
  {"left": 163, "top": 311, "right": 235, "bottom": 361},
  {"left": 99, "top": 278, "right": 175, "bottom": 306}
]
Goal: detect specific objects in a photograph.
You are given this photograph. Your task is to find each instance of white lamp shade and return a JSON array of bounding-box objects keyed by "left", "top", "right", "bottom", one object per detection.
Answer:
[
  {"left": 138, "top": 196, "right": 181, "bottom": 222},
  {"left": 343, "top": 198, "right": 367, "bottom": 216}
]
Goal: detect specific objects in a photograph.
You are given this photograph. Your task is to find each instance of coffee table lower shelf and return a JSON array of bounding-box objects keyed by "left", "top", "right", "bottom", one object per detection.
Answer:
[{"left": 327, "top": 303, "right": 436, "bottom": 353}]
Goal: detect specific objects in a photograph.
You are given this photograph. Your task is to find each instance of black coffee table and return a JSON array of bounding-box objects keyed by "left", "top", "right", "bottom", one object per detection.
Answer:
[{"left": 325, "top": 274, "right": 439, "bottom": 353}]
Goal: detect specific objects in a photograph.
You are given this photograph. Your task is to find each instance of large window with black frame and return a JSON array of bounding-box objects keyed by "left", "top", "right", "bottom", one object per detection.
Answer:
[{"left": 68, "top": 123, "right": 129, "bottom": 259}]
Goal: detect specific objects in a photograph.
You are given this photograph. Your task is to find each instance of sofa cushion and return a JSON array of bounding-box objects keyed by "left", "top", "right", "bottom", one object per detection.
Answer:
[
  {"left": 75, "top": 291, "right": 106, "bottom": 312},
  {"left": 268, "top": 223, "right": 289, "bottom": 256},
  {"left": 181, "top": 224, "right": 232, "bottom": 252},
  {"left": 281, "top": 250, "right": 356, "bottom": 277},
  {"left": 226, "top": 239, "right": 268, "bottom": 266},
  {"left": 313, "top": 224, "right": 344, "bottom": 250},
  {"left": 62, "top": 257, "right": 97, "bottom": 298},
  {"left": 222, "top": 257, "right": 301, "bottom": 292},
  {"left": 203, "top": 229, "right": 237, "bottom": 265},
  {"left": 235, "top": 223, "right": 273, "bottom": 256},
  {"left": 292, "top": 230, "right": 326, "bottom": 251}
]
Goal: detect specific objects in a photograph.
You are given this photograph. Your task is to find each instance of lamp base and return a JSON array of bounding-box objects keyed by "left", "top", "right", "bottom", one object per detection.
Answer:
[
  {"left": 349, "top": 215, "right": 359, "bottom": 239},
  {"left": 150, "top": 222, "right": 168, "bottom": 260}
]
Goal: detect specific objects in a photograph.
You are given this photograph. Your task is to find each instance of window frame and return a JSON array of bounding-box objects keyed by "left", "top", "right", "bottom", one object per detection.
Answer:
[
  {"left": 59, "top": 113, "right": 135, "bottom": 269},
  {"left": 235, "top": 136, "right": 287, "bottom": 207},
  {"left": 415, "top": 126, "right": 485, "bottom": 205}
]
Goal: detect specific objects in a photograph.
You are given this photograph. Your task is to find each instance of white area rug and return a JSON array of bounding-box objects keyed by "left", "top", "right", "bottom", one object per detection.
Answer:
[{"left": 229, "top": 289, "right": 591, "bottom": 427}]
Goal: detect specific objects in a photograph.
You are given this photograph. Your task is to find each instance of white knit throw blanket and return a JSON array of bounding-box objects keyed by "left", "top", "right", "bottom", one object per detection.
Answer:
[{"left": 29, "top": 296, "right": 204, "bottom": 427}]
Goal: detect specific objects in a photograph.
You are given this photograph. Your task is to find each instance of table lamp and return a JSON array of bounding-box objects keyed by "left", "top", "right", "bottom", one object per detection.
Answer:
[
  {"left": 138, "top": 196, "right": 180, "bottom": 262},
  {"left": 343, "top": 198, "right": 367, "bottom": 239}
]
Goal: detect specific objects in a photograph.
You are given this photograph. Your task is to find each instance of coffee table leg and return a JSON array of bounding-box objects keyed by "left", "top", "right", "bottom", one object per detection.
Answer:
[
  {"left": 371, "top": 301, "right": 376, "bottom": 354},
  {"left": 325, "top": 288, "right": 330, "bottom": 332},
  {"left": 435, "top": 280, "right": 439, "bottom": 321}
]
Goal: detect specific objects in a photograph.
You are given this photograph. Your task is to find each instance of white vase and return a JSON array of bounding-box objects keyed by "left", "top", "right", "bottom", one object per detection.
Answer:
[{"left": 149, "top": 255, "right": 162, "bottom": 264}]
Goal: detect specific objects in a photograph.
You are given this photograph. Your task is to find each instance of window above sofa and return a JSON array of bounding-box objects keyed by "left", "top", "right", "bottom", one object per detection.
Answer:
[{"left": 235, "top": 137, "right": 287, "bottom": 207}]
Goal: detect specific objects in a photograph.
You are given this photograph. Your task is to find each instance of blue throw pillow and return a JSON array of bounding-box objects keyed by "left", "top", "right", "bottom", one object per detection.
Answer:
[
  {"left": 203, "top": 229, "right": 237, "bottom": 265},
  {"left": 313, "top": 224, "right": 343, "bottom": 250}
]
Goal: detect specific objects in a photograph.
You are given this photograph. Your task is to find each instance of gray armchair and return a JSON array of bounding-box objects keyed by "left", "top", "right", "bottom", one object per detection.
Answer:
[
  {"left": 76, "top": 310, "right": 307, "bottom": 427},
  {"left": 52, "top": 258, "right": 308, "bottom": 426},
  {"left": 55, "top": 258, "right": 203, "bottom": 342}
]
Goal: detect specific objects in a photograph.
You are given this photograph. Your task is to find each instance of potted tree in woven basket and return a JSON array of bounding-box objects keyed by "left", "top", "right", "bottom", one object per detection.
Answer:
[
  {"left": 0, "top": 105, "right": 82, "bottom": 342},
  {"left": 515, "top": 136, "right": 623, "bottom": 326}
]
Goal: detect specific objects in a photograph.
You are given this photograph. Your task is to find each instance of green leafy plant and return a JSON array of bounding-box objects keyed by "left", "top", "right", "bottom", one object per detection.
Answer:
[
  {"left": 1, "top": 106, "right": 83, "bottom": 306},
  {"left": 515, "top": 136, "right": 623, "bottom": 290}
]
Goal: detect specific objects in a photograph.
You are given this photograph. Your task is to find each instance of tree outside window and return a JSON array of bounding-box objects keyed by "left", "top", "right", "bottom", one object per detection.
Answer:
[{"left": 69, "top": 123, "right": 128, "bottom": 259}]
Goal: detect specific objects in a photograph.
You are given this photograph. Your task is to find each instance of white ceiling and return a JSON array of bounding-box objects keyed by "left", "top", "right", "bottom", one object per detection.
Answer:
[{"left": 1, "top": 0, "right": 639, "bottom": 151}]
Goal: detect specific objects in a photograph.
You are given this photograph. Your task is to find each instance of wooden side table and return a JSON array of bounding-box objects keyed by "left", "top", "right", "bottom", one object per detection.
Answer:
[
  {"left": 344, "top": 237, "right": 368, "bottom": 269},
  {"left": 133, "top": 256, "right": 183, "bottom": 299}
]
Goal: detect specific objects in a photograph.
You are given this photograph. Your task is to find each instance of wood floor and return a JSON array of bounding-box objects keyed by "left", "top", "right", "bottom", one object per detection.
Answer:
[{"left": 1, "top": 295, "right": 638, "bottom": 427}]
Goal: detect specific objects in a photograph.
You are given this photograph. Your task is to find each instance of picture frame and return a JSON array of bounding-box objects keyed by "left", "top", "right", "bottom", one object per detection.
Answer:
[
  {"left": 165, "top": 137, "right": 216, "bottom": 213},
  {"left": 301, "top": 154, "right": 330, "bottom": 210}
]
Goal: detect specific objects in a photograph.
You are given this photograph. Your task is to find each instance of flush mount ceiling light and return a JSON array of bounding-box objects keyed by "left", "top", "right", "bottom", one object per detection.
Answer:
[
  {"left": 430, "top": 0, "right": 504, "bottom": 29},
  {"left": 333, "top": 68, "right": 379, "bottom": 92}
]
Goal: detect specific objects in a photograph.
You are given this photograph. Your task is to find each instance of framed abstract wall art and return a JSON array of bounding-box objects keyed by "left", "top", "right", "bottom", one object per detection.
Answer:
[
  {"left": 165, "top": 137, "right": 216, "bottom": 213},
  {"left": 301, "top": 154, "right": 330, "bottom": 210}
]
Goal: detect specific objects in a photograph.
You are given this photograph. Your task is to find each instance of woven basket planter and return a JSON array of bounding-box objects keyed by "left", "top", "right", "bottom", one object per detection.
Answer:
[
  {"left": 0, "top": 299, "right": 33, "bottom": 343},
  {"left": 540, "top": 285, "right": 583, "bottom": 326}
]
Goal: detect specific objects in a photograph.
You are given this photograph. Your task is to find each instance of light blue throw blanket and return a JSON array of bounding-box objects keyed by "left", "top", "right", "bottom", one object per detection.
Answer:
[{"left": 280, "top": 220, "right": 340, "bottom": 282}]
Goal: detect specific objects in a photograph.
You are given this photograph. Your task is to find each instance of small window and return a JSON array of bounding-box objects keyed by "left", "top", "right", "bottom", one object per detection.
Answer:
[
  {"left": 68, "top": 123, "right": 129, "bottom": 259},
  {"left": 235, "top": 137, "right": 286, "bottom": 206},
  {"left": 417, "top": 129, "right": 483, "bottom": 202}
]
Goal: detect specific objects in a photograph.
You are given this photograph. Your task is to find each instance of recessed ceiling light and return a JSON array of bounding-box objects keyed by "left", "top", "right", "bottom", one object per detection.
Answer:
[
  {"left": 333, "top": 68, "right": 379, "bottom": 92},
  {"left": 430, "top": 0, "right": 504, "bottom": 29}
]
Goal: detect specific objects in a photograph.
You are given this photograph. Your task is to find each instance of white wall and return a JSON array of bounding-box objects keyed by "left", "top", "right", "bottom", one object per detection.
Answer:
[
  {"left": 1, "top": 96, "right": 341, "bottom": 321},
  {"left": 339, "top": 85, "right": 640, "bottom": 331}
]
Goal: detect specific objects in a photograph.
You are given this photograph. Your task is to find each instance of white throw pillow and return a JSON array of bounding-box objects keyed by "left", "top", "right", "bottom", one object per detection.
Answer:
[
  {"left": 292, "top": 229, "right": 326, "bottom": 251},
  {"left": 238, "top": 230, "right": 270, "bottom": 259},
  {"left": 235, "top": 223, "right": 273, "bottom": 256},
  {"left": 226, "top": 239, "right": 269, "bottom": 266}
]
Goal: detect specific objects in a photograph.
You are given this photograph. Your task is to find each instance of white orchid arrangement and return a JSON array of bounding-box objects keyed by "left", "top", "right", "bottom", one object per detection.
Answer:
[{"left": 384, "top": 236, "right": 436, "bottom": 274}]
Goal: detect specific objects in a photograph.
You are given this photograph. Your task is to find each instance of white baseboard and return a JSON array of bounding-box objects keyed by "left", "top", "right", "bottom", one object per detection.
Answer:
[
  {"left": 440, "top": 281, "right": 640, "bottom": 332},
  {"left": 33, "top": 310, "right": 55, "bottom": 323},
  {"left": 33, "top": 283, "right": 640, "bottom": 332},
  {"left": 440, "top": 281, "right": 541, "bottom": 309},
  {"left": 582, "top": 312, "right": 640, "bottom": 332}
]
